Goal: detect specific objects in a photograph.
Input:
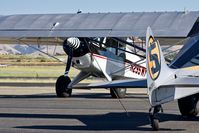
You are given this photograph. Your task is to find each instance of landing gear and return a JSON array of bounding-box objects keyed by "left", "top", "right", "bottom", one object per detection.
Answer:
[
  {"left": 55, "top": 41, "right": 74, "bottom": 98},
  {"left": 149, "top": 105, "right": 163, "bottom": 131},
  {"left": 110, "top": 88, "right": 126, "bottom": 98},
  {"left": 55, "top": 75, "right": 72, "bottom": 97},
  {"left": 178, "top": 95, "right": 199, "bottom": 117}
]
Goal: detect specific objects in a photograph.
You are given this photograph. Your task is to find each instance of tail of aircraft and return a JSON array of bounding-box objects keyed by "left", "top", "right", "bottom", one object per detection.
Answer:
[
  {"left": 146, "top": 27, "right": 199, "bottom": 130},
  {"left": 146, "top": 27, "right": 175, "bottom": 106}
]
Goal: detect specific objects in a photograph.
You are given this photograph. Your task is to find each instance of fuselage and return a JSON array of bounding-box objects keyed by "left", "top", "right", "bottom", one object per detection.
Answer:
[
  {"left": 65, "top": 37, "right": 146, "bottom": 81},
  {"left": 72, "top": 47, "right": 146, "bottom": 80}
]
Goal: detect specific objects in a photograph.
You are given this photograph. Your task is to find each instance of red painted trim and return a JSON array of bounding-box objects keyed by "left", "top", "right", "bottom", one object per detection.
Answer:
[
  {"left": 92, "top": 53, "right": 107, "bottom": 60},
  {"left": 90, "top": 53, "right": 146, "bottom": 77},
  {"left": 91, "top": 53, "right": 146, "bottom": 69}
]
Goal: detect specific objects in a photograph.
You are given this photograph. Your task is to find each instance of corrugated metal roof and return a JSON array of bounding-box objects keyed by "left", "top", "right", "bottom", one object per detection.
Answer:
[{"left": 0, "top": 11, "right": 198, "bottom": 38}]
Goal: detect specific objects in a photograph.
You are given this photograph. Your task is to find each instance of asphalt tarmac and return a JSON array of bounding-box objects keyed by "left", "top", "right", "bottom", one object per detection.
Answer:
[{"left": 0, "top": 86, "right": 198, "bottom": 133}]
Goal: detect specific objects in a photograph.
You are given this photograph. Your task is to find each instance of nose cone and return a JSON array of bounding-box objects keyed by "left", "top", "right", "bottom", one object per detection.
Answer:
[{"left": 67, "top": 37, "right": 80, "bottom": 49}]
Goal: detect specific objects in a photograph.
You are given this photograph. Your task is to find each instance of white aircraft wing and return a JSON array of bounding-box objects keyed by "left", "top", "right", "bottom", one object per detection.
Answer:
[{"left": 0, "top": 12, "right": 198, "bottom": 45}]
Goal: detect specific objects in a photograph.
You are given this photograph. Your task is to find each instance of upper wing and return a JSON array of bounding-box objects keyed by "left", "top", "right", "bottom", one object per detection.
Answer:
[{"left": 0, "top": 12, "right": 198, "bottom": 45}]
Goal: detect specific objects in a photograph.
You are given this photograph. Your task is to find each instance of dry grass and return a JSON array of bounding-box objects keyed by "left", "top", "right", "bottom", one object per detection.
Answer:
[
  {"left": 0, "top": 54, "right": 102, "bottom": 83},
  {"left": 0, "top": 65, "right": 79, "bottom": 78}
]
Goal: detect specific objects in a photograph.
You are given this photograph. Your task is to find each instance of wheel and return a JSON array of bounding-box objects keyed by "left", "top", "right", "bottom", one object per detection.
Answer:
[
  {"left": 151, "top": 118, "right": 159, "bottom": 131},
  {"left": 110, "top": 88, "right": 126, "bottom": 98},
  {"left": 56, "top": 75, "right": 72, "bottom": 97},
  {"left": 178, "top": 95, "right": 198, "bottom": 117}
]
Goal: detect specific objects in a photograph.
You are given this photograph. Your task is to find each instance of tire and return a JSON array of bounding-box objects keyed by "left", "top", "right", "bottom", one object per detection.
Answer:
[
  {"left": 151, "top": 119, "right": 159, "bottom": 131},
  {"left": 178, "top": 95, "right": 198, "bottom": 117},
  {"left": 56, "top": 75, "right": 72, "bottom": 98},
  {"left": 110, "top": 88, "right": 126, "bottom": 98}
]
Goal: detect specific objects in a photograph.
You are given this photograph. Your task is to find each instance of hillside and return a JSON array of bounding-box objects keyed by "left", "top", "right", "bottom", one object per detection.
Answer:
[{"left": 0, "top": 44, "right": 65, "bottom": 55}]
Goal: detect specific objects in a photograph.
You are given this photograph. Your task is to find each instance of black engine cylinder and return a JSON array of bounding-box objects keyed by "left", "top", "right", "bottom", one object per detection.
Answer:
[{"left": 63, "top": 38, "right": 89, "bottom": 57}]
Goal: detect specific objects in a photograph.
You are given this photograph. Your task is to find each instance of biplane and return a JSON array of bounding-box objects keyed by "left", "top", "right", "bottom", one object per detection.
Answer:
[
  {"left": 0, "top": 11, "right": 199, "bottom": 130},
  {"left": 59, "top": 36, "right": 146, "bottom": 98}
]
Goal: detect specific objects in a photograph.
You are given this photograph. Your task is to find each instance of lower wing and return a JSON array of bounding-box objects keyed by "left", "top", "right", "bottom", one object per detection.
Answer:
[{"left": 73, "top": 79, "right": 147, "bottom": 89}]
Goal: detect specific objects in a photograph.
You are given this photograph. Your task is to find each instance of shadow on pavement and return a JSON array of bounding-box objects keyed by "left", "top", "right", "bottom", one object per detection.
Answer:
[{"left": 0, "top": 112, "right": 194, "bottom": 131}]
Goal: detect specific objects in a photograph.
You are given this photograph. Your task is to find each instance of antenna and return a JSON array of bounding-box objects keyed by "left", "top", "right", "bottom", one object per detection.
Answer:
[
  {"left": 77, "top": 9, "right": 82, "bottom": 14},
  {"left": 183, "top": 7, "right": 188, "bottom": 14}
]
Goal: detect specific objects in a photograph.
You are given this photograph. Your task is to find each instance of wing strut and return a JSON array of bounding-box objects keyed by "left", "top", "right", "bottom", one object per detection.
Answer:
[{"left": 63, "top": 40, "right": 73, "bottom": 76}]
